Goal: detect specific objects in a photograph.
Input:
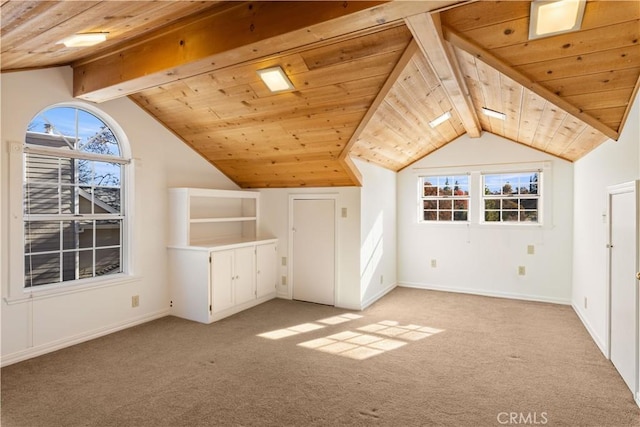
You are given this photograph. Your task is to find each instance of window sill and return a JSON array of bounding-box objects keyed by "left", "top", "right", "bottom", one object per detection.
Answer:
[
  {"left": 418, "top": 221, "right": 470, "bottom": 226},
  {"left": 3, "top": 274, "right": 141, "bottom": 305},
  {"left": 479, "top": 222, "right": 543, "bottom": 227}
]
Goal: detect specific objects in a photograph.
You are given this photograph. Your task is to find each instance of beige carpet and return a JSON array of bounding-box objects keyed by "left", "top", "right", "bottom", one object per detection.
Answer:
[{"left": 2, "top": 287, "right": 640, "bottom": 426}]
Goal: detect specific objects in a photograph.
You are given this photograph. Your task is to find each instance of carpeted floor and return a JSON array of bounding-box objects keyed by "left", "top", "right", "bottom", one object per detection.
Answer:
[{"left": 2, "top": 287, "right": 640, "bottom": 426}]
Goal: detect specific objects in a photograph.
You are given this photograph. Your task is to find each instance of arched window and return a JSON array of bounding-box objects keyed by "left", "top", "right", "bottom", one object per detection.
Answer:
[{"left": 22, "top": 105, "right": 130, "bottom": 288}]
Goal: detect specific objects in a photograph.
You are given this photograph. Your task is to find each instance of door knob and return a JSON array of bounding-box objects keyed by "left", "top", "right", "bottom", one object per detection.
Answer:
[{"left": 637, "top": 272, "right": 640, "bottom": 280}]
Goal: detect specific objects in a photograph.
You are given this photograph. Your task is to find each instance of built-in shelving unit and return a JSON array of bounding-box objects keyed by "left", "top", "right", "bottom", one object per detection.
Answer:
[
  {"left": 168, "top": 188, "right": 264, "bottom": 248},
  {"left": 168, "top": 188, "right": 277, "bottom": 324}
]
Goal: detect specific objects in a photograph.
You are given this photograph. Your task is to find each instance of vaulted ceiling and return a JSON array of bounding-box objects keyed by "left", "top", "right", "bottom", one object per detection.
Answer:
[{"left": 2, "top": 1, "right": 639, "bottom": 188}]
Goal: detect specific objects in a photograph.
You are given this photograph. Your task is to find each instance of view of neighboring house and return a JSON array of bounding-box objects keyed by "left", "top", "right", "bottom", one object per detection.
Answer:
[{"left": 24, "top": 129, "right": 122, "bottom": 287}]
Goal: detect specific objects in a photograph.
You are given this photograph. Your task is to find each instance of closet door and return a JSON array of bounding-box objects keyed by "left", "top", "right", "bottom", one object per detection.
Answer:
[
  {"left": 608, "top": 181, "right": 639, "bottom": 396},
  {"left": 291, "top": 198, "right": 335, "bottom": 305}
]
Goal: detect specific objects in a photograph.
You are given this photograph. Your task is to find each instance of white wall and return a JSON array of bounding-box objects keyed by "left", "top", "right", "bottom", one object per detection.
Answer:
[
  {"left": 355, "top": 158, "right": 398, "bottom": 308},
  {"left": 397, "top": 133, "right": 574, "bottom": 304},
  {"left": 259, "top": 186, "right": 362, "bottom": 310},
  {"left": 572, "top": 93, "right": 640, "bottom": 354},
  {"left": 1, "top": 67, "right": 237, "bottom": 365}
]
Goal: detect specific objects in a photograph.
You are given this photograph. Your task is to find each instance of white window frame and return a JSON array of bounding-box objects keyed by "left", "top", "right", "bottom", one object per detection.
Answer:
[
  {"left": 7, "top": 102, "right": 134, "bottom": 301},
  {"left": 418, "top": 174, "right": 470, "bottom": 223},
  {"left": 414, "top": 161, "right": 551, "bottom": 228},
  {"left": 481, "top": 170, "right": 543, "bottom": 225}
]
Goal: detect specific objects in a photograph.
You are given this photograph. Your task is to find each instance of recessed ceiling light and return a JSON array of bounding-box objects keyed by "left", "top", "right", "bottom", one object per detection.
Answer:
[
  {"left": 482, "top": 107, "right": 507, "bottom": 120},
  {"left": 429, "top": 111, "right": 452, "bottom": 128},
  {"left": 529, "top": 0, "right": 586, "bottom": 40},
  {"left": 57, "top": 32, "right": 109, "bottom": 48},
  {"left": 257, "top": 66, "right": 295, "bottom": 93}
]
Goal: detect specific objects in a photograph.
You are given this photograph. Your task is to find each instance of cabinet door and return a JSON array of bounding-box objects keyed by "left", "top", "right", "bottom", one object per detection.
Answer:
[
  {"left": 256, "top": 243, "right": 277, "bottom": 298},
  {"left": 234, "top": 246, "right": 256, "bottom": 306},
  {"left": 211, "top": 250, "right": 234, "bottom": 313}
]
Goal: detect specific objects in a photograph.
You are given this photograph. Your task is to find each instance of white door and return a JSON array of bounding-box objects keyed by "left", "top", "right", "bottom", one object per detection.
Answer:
[
  {"left": 609, "top": 182, "right": 638, "bottom": 395},
  {"left": 256, "top": 243, "right": 277, "bottom": 298},
  {"left": 211, "top": 250, "right": 235, "bottom": 313},
  {"left": 292, "top": 198, "right": 335, "bottom": 305}
]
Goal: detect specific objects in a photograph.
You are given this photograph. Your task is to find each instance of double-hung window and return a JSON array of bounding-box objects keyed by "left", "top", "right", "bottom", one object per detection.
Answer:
[
  {"left": 22, "top": 105, "right": 129, "bottom": 289},
  {"left": 420, "top": 175, "right": 470, "bottom": 222},
  {"left": 482, "top": 171, "right": 541, "bottom": 223}
]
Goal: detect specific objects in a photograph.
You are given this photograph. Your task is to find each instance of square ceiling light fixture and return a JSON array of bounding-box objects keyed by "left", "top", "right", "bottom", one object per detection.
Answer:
[
  {"left": 481, "top": 107, "right": 507, "bottom": 120},
  {"left": 429, "top": 111, "right": 452, "bottom": 128},
  {"left": 529, "top": 0, "right": 586, "bottom": 40},
  {"left": 257, "top": 66, "right": 295, "bottom": 93},
  {"left": 57, "top": 32, "right": 109, "bottom": 48}
]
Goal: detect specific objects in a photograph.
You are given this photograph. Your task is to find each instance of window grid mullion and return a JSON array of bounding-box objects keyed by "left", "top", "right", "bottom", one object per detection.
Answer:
[
  {"left": 58, "top": 220, "right": 63, "bottom": 283},
  {"left": 92, "top": 219, "right": 97, "bottom": 278}
]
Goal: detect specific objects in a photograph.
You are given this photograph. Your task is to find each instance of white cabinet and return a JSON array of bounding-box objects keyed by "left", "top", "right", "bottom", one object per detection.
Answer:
[
  {"left": 169, "top": 242, "right": 277, "bottom": 324},
  {"left": 168, "top": 188, "right": 278, "bottom": 324},
  {"left": 228, "top": 246, "right": 255, "bottom": 307},
  {"left": 211, "top": 249, "right": 235, "bottom": 313}
]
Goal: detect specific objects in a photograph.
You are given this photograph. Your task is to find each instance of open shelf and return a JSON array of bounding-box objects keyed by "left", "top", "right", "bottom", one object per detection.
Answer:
[{"left": 168, "top": 188, "right": 270, "bottom": 248}]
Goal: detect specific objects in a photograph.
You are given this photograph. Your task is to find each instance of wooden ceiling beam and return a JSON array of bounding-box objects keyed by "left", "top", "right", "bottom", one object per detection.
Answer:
[
  {"left": 405, "top": 12, "right": 482, "bottom": 138},
  {"left": 442, "top": 25, "right": 620, "bottom": 141},
  {"left": 72, "top": 0, "right": 461, "bottom": 103}
]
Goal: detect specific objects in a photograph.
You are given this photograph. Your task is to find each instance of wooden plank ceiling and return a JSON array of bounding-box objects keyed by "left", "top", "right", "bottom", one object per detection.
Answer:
[
  {"left": 1, "top": 1, "right": 639, "bottom": 187},
  {"left": 130, "top": 24, "right": 414, "bottom": 188}
]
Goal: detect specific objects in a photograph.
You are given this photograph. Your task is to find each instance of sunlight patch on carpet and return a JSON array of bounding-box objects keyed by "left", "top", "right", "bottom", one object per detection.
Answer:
[
  {"left": 257, "top": 313, "right": 361, "bottom": 340},
  {"left": 259, "top": 315, "right": 444, "bottom": 360},
  {"left": 297, "top": 321, "right": 444, "bottom": 360}
]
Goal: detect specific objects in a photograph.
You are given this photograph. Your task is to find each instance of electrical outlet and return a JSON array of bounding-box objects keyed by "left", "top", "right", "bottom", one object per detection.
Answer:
[
  {"left": 132, "top": 295, "right": 139, "bottom": 308},
  {"left": 281, "top": 257, "right": 287, "bottom": 266},
  {"left": 380, "top": 275, "right": 384, "bottom": 284},
  {"left": 518, "top": 266, "right": 526, "bottom": 276},
  {"left": 430, "top": 259, "right": 437, "bottom": 268},
  {"left": 584, "top": 297, "right": 588, "bottom": 309},
  {"left": 281, "top": 276, "right": 287, "bottom": 286},
  {"left": 527, "top": 245, "right": 535, "bottom": 255},
  {"left": 341, "top": 207, "right": 348, "bottom": 218}
]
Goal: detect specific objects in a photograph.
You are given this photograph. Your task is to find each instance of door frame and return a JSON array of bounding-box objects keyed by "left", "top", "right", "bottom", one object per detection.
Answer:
[
  {"left": 287, "top": 194, "right": 339, "bottom": 303},
  {"left": 606, "top": 180, "right": 639, "bottom": 403}
]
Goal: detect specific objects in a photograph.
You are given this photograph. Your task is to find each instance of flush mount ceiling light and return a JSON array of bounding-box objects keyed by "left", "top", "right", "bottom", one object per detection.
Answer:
[
  {"left": 257, "top": 66, "right": 295, "bottom": 93},
  {"left": 429, "top": 111, "right": 452, "bottom": 128},
  {"left": 529, "top": 0, "right": 586, "bottom": 40},
  {"left": 481, "top": 107, "right": 507, "bottom": 120},
  {"left": 57, "top": 32, "right": 109, "bottom": 48}
]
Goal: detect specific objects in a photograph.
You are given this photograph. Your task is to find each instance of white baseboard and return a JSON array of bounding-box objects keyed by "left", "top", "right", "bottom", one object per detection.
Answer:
[
  {"left": 361, "top": 282, "right": 397, "bottom": 310},
  {"left": 1, "top": 308, "right": 170, "bottom": 367},
  {"left": 571, "top": 302, "right": 607, "bottom": 357},
  {"left": 398, "top": 282, "right": 572, "bottom": 305}
]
